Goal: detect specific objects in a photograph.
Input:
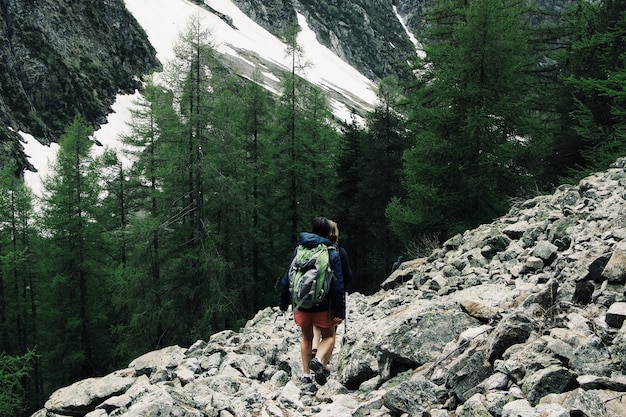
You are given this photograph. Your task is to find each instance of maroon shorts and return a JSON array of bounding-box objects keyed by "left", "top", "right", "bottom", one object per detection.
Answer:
[{"left": 294, "top": 310, "right": 335, "bottom": 328}]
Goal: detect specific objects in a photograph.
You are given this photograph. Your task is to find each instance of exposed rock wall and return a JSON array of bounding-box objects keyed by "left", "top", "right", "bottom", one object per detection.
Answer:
[
  {"left": 30, "top": 157, "right": 626, "bottom": 416},
  {"left": 230, "top": 0, "right": 418, "bottom": 82},
  {"left": 0, "top": 0, "right": 159, "bottom": 174}
]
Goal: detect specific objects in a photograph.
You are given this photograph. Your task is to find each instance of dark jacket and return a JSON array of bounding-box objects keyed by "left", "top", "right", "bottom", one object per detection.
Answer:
[
  {"left": 336, "top": 245, "right": 352, "bottom": 287},
  {"left": 279, "top": 232, "right": 345, "bottom": 319}
]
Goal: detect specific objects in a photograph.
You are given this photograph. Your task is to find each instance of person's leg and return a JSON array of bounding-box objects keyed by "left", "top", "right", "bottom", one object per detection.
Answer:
[
  {"left": 312, "top": 325, "right": 321, "bottom": 356},
  {"left": 294, "top": 310, "right": 315, "bottom": 376},
  {"left": 300, "top": 325, "right": 314, "bottom": 374},
  {"left": 315, "top": 325, "right": 336, "bottom": 366},
  {"left": 309, "top": 323, "right": 335, "bottom": 385}
]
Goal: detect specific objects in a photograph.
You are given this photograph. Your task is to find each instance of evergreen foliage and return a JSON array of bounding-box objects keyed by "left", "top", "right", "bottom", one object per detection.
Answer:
[
  {"left": 556, "top": 0, "right": 626, "bottom": 180},
  {"left": 0, "top": 350, "right": 35, "bottom": 417},
  {"left": 0, "top": 165, "right": 36, "bottom": 355},
  {"left": 38, "top": 114, "right": 115, "bottom": 390},
  {"left": 337, "top": 77, "right": 409, "bottom": 292},
  {"left": 241, "top": 69, "right": 276, "bottom": 312},
  {"left": 0, "top": 166, "right": 42, "bottom": 413},
  {"left": 387, "top": 0, "right": 547, "bottom": 241}
]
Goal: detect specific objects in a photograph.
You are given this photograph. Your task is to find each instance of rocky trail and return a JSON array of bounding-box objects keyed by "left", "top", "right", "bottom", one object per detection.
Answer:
[{"left": 33, "top": 158, "right": 626, "bottom": 416}]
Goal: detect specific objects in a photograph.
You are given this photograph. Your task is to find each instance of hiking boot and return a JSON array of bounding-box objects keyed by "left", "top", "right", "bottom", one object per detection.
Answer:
[
  {"left": 301, "top": 373, "right": 313, "bottom": 384},
  {"left": 308, "top": 357, "right": 329, "bottom": 385},
  {"left": 318, "top": 367, "right": 330, "bottom": 385}
]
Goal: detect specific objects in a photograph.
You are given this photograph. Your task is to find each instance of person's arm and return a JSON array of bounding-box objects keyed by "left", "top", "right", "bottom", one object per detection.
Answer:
[
  {"left": 329, "top": 249, "right": 345, "bottom": 319},
  {"left": 279, "top": 248, "right": 298, "bottom": 310},
  {"left": 278, "top": 272, "right": 290, "bottom": 311},
  {"left": 339, "top": 247, "right": 352, "bottom": 286}
]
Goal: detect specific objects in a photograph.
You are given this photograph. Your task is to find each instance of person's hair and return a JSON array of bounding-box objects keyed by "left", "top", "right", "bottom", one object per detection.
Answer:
[
  {"left": 328, "top": 220, "right": 339, "bottom": 244},
  {"left": 311, "top": 217, "right": 331, "bottom": 238}
]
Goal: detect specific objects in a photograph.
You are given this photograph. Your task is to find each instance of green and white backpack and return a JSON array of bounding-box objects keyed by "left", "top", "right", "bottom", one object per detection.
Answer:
[{"left": 287, "top": 243, "right": 335, "bottom": 310}]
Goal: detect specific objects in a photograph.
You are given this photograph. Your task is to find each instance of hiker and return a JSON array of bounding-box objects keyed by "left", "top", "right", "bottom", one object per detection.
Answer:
[
  {"left": 328, "top": 220, "right": 353, "bottom": 286},
  {"left": 279, "top": 217, "right": 345, "bottom": 385},
  {"left": 312, "top": 220, "right": 352, "bottom": 359}
]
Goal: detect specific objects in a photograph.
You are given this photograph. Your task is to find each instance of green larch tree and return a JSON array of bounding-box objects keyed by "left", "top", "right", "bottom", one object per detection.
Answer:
[
  {"left": 125, "top": 15, "right": 243, "bottom": 342},
  {"left": 557, "top": 0, "right": 626, "bottom": 179},
  {"left": 0, "top": 164, "right": 36, "bottom": 354},
  {"left": 389, "top": 0, "right": 543, "bottom": 241},
  {"left": 335, "top": 77, "right": 408, "bottom": 292},
  {"left": 0, "top": 165, "right": 42, "bottom": 411},
  {"left": 111, "top": 81, "right": 178, "bottom": 359},
  {"left": 0, "top": 350, "right": 36, "bottom": 417},
  {"left": 241, "top": 69, "right": 277, "bottom": 310},
  {"left": 38, "top": 114, "right": 114, "bottom": 388}
]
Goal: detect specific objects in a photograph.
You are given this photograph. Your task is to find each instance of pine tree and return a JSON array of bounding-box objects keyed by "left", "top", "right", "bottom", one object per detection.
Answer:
[
  {"left": 336, "top": 78, "right": 408, "bottom": 292},
  {"left": 269, "top": 22, "right": 340, "bottom": 243},
  {"left": 0, "top": 165, "right": 42, "bottom": 409},
  {"left": 0, "top": 350, "right": 36, "bottom": 416},
  {"left": 296, "top": 85, "right": 339, "bottom": 221},
  {"left": 111, "top": 81, "right": 175, "bottom": 358},
  {"left": 390, "top": 0, "right": 542, "bottom": 240},
  {"left": 557, "top": 0, "right": 626, "bottom": 178},
  {"left": 38, "top": 114, "right": 113, "bottom": 387},
  {"left": 0, "top": 164, "right": 35, "bottom": 354},
  {"left": 241, "top": 70, "right": 276, "bottom": 310},
  {"left": 283, "top": 22, "right": 304, "bottom": 238},
  {"left": 120, "top": 16, "right": 245, "bottom": 343}
]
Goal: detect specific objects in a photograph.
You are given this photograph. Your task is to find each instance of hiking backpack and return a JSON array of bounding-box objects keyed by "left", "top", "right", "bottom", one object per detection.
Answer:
[{"left": 287, "top": 243, "right": 335, "bottom": 310}]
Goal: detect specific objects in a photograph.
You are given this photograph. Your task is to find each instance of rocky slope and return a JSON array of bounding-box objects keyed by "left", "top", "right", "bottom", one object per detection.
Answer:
[
  {"left": 230, "top": 0, "right": 421, "bottom": 83},
  {"left": 0, "top": 0, "right": 159, "bottom": 175},
  {"left": 31, "top": 158, "right": 626, "bottom": 416}
]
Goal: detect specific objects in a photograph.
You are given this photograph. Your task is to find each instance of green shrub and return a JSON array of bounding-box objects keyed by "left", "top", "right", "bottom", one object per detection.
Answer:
[{"left": 0, "top": 350, "right": 36, "bottom": 417}]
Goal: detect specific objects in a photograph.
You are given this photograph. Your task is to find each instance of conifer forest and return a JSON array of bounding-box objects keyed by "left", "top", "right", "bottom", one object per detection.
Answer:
[{"left": 2, "top": 0, "right": 626, "bottom": 414}]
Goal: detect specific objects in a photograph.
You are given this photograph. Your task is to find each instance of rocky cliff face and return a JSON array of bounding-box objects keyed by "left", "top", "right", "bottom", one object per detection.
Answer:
[
  {"left": 32, "top": 158, "right": 626, "bottom": 416},
  {"left": 0, "top": 0, "right": 159, "bottom": 175},
  {"left": 230, "top": 0, "right": 420, "bottom": 83}
]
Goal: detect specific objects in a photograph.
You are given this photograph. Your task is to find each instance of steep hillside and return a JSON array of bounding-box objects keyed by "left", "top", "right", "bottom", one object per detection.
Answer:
[
  {"left": 0, "top": 0, "right": 159, "bottom": 175},
  {"left": 31, "top": 157, "right": 626, "bottom": 416},
  {"left": 230, "top": 0, "right": 421, "bottom": 82},
  {"left": 5, "top": 0, "right": 418, "bottom": 178}
]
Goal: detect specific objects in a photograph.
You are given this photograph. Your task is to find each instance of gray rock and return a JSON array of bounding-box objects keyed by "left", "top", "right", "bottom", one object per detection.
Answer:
[
  {"left": 129, "top": 345, "right": 187, "bottom": 376},
  {"left": 45, "top": 373, "right": 136, "bottom": 415},
  {"left": 606, "top": 302, "right": 626, "bottom": 327},
  {"left": 446, "top": 346, "right": 492, "bottom": 402},
  {"left": 382, "top": 376, "right": 441, "bottom": 415},
  {"left": 603, "top": 240, "right": 626, "bottom": 284},
  {"left": 521, "top": 365, "right": 577, "bottom": 406},
  {"left": 531, "top": 240, "right": 558, "bottom": 264},
  {"left": 488, "top": 313, "right": 533, "bottom": 362},
  {"left": 455, "top": 393, "right": 492, "bottom": 416},
  {"left": 539, "top": 388, "right": 610, "bottom": 417},
  {"left": 502, "top": 399, "right": 569, "bottom": 417}
]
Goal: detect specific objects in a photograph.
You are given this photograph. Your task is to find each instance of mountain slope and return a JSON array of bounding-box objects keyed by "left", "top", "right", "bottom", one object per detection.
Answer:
[
  {"left": 124, "top": 0, "right": 380, "bottom": 119},
  {"left": 20, "top": 0, "right": 405, "bottom": 190},
  {"left": 229, "top": 0, "right": 422, "bottom": 82},
  {"left": 0, "top": 0, "right": 159, "bottom": 174},
  {"left": 23, "top": 0, "right": 386, "bottom": 194}
]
